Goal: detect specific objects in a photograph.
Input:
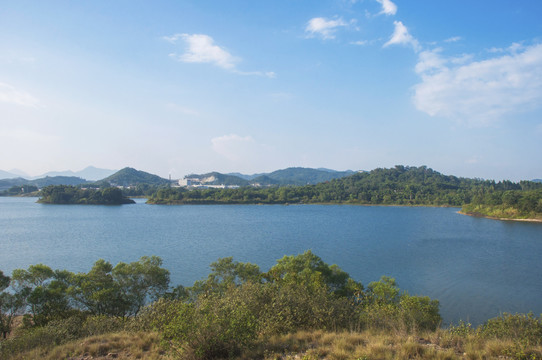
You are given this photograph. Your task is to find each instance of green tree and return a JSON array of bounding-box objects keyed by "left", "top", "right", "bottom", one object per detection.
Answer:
[
  {"left": 69, "top": 259, "right": 127, "bottom": 317},
  {"left": 0, "top": 271, "right": 26, "bottom": 338},
  {"left": 112, "top": 256, "right": 170, "bottom": 316},
  {"left": 10, "top": 265, "right": 72, "bottom": 326},
  {"left": 70, "top": 256, "right": 170, "bottom": 317},
  {"left": 265, "top": 250, "right": 362, "bottom": 297}
]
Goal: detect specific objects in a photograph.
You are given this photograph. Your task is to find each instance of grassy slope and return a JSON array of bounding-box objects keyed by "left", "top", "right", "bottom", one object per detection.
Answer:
[
  {"left": 460, "top": 204, "right": 542, "bottom": 222},
  {"left": 7, "top": 329, "right": 542, "bottom": 360}
]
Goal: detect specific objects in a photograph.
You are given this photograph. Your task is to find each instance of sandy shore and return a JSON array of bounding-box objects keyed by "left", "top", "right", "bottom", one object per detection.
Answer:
[{"left": 458, "top": 211, "right": 542, "bottom": 223}]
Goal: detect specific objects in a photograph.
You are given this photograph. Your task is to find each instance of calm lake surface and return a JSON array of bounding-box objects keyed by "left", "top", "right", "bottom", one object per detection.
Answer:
[{"left": 1, "top": 197, "right": 541, "bottom": 325}]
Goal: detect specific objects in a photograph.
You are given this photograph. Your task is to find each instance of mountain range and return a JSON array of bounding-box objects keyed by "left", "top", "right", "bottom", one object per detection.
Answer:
[
  {"left": 1, "top": 165, "right": 541, "bottom": 192},
  {"left": 186, "top": 167, "right": 357, "bottom": 186},
  {"left": 0, "top": 166, "right": 116, "bottom": 181},
  {"left": 0, "top": 166, "right": 358, "bottom": 191}
]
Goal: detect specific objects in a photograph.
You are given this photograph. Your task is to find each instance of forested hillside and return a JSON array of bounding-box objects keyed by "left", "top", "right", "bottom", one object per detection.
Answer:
[
  {"left": 101, "top": 167, "right": 170, "bottom": 187},
  {"left": 149, "top": 166, "right": 540, "bottom": 204}
]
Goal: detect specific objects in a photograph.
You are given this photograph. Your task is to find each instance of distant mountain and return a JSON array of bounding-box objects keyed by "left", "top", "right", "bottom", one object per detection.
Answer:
[
  {"left": 31, "top": 176, "right": 87, "bottom": 188},
  {"left": 0, "top": 176, "right": 87, "bottom": 191},
  {"left": 0, "top": 178, "right": 28, "bottom": 191},
  {"left": 0, "top": 170, "right": 21, "bottom": 179},
  {"left": 7, "top": 169, "right": 30, "bottom": 178},
  {"left": 533, "top": 179, "right": 542, "bottom": 183},
  {"left": 317, "top": 167, "right": 357, "bottom": 174},
  {"left": 251, "top": 167, "right": 356, "bottom": 186},
  {"left": 186, "top": 172, "right": 249, "bottom": 186},
  {"left": 37, "top": 166, "right": 117, "bottom": 181},
  {"left": 196, "top": 167, "right": 356, "bottom": 186},
  {"left": 101, "top": 167, "right": 170, "bottom": 187},
  {"left": 224, "top": 172, "right": 264, "bottom": 181}
]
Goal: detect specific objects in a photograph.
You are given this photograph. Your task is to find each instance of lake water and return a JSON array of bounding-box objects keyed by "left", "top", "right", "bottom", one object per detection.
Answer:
[{"left": 1, "top": 197, "right": 541, "bottom": 325}]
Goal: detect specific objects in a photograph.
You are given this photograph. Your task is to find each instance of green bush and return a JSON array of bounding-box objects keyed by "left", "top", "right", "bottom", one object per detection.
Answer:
[
  {"left": 479, "top": 313, "right": 542, "bottom": 344},
  {"left": 162, "top": 285, "right": 259, "bottom": 360}
]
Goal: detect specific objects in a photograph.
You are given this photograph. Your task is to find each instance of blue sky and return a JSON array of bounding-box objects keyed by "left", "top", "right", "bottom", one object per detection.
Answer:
[{"left": 1, "top": 0, "right": 541, "bottom": 181}]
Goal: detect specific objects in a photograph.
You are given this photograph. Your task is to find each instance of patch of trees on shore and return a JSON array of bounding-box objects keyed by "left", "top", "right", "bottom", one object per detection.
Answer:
[{"left": 461, "top": 189, "right": 542, "bottom": 220}]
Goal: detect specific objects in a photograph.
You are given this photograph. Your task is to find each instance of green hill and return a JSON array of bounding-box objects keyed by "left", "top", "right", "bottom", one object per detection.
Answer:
[
  {"left": 251, "top": 167, "right": 355, "bottom": 186},
  {"left": 185, "top": 172, "right": 249, "bottom": 186},
  {"left": 101, "top": 167, "right": 170, "bottom": 187}
]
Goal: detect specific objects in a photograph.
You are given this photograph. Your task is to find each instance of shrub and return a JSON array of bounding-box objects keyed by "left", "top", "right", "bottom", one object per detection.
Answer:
[{"left": 479, "top": 313, "right": 542, "bottom": 344}]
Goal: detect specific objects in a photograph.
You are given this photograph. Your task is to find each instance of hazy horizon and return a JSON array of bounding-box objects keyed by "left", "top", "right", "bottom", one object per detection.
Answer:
[{"left": 2, "top": 1, "right": 542, "bottom": 182}]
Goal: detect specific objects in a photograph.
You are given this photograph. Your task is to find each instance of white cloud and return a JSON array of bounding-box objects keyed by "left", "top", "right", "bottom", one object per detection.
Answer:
[
  {"left": 167, "top": 33, "right": 238, "bottom": 69},
  {"left": 465, "top": 156, "right": 481, "bottom": 164},
  {"left": 166, "top": 103, "right": 200, "bottom": 117},
  {"left": 350, "top": 40, "right": 368, "bottom": 46},
  {"left": 305, "top": 17, "right": 349, "bottom": 40},
  {"left": 165, "top": 33, "right": 275, "bottom": 77},
  {"left": 376, "top": 0, "right": 397, "bottom": 15},
  {"left": 415, "top": 48, "right": 446, "bottom": 74},
  {"left": 211, "top": 134, "right": 257, "bottom": 162},
  {"left": 413, "top": 43, "right": 542, "bottom": 126},
  {"left": 384, "top": 21, "right": 420, "bottom": 52},
  {"left": 233, "top": 70, "right": 276, "bottom": 78},
  {"left": 0, "top": 82, "right": 39, "bottom": 107},
  {"left": 444, "top": 36, "right": 462, "bottom": 43}
]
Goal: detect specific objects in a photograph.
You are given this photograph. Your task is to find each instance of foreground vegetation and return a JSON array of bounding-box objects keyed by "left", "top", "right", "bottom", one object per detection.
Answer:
[{"left": 2, "top": 252, "right": 541, "bottom": 359}]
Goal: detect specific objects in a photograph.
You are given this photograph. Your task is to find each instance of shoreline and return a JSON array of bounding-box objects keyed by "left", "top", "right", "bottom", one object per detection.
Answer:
[
  {"left": 146, "top": 199, "right": 461, "bottom": 208},
  {"left": 457, "top": 211, "right": 542, "bottom": 223}
]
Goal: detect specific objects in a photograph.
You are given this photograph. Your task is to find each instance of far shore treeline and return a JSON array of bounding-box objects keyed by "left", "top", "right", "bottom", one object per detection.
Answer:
[
  {"left": 4, "top": 165, "right": 542, "bottom": 220},
  {"left": 147, "top": 166, "right": 542, "bottom": 221}
]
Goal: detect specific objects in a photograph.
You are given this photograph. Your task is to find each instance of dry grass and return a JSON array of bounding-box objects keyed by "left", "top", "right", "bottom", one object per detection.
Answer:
[
  {"left": 4, "top": 328, "right": 542, "bottom": 359},
  {"left": 246, "top": 329, "right": 542, "bottom": 360},
  {"left": 5, "top": 331, "right": 169, "bottom": 360}
]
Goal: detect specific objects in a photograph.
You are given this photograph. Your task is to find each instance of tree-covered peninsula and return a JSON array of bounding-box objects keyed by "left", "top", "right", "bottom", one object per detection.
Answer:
[
  {"left": 460, "top": 189, "right": 542, "bottom": 221},
  {"left": 147, "top": 166, "right": 542, "bottom": 221},
  {"left": 37, "top": 185, "right": 135, "bottom": 205}
]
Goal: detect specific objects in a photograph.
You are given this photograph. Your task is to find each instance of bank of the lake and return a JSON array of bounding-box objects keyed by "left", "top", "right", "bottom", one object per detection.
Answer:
[{"left": 459, "top": 210, "right": 542, "bottom": 223}]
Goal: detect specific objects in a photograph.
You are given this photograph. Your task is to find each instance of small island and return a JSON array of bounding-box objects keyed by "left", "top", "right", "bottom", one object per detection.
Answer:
[{"left": 37, "top": 185, "right": 135, "bottom": 205}]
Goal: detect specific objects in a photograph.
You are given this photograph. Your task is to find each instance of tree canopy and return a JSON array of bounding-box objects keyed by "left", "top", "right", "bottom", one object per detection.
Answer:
[{"left": 38, "top": 185, "right": 135, "bottom": 205}]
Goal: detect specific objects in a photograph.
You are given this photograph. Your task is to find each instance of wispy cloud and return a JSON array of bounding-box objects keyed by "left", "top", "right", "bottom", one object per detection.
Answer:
[
  {"left": 166, "top": 103, "right": 200, "bottom": 117},
  {"left": 165, "top": 33, "right": 274, "bottom": 77},
  {"left": 376, "top": 0, "right": 397, "bottom": 16},
  {"left": 233, "top": 70, "right": 276, "bottom": 78},
  {"left": 0, "top": 82, "right": 39, "bottom": 107},
  {"left": 166, "top": 33, "right": 238, "bottom": 69},
  {"left": 465, "top": 156, "right": 482, "bottom": 164},
  {"left": 350, "top": 40, "right": 368, "bottom": 46},
  {"left": 211, "top": 134, "right": 256, "bottom": 162},
  {"left": 384, "top": 21, "right": 420, "bottom": 51},
  {"left": 413, "top": 43, "right": 542, "bottom": 126},
  {"left": 444, "top": 36, "right": 462, "bottom": 43},
  {"left": 305, "top": 17, "right": 350, "bottom": 40}
]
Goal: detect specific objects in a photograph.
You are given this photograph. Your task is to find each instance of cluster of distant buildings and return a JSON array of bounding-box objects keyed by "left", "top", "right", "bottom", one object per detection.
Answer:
[{"left": 175, "top": 175, "right": 240, "bottom": 189}]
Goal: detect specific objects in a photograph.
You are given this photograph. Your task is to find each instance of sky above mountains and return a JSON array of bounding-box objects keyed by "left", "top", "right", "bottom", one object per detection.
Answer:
[{"left": 1, "top": 0, "right": 541, "bottom": 181}]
